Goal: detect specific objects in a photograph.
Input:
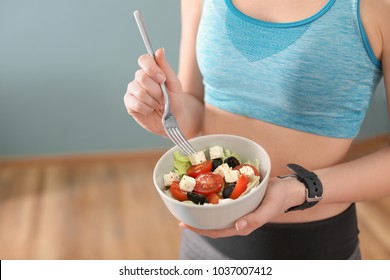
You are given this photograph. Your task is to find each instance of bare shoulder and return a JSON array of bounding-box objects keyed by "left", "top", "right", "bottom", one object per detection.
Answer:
[
  {"left": 369, "top": 0, "right": 390, "bottom": 32},
  {"left": 179, "top": 0, "right": 202, "bottom": 38},
  {"left": 360, "top": 0, "right": 390, "bottom": 61},
  {"left": 373, "top": 0, "right": 390, "bottom": 109},
  {"left": 361, "top": 0, "right": 390, "bottom": 112},
  {"left": 180, "top": 0, "right": 203, "bottom": 20},
  {"left": 375, "top": 0, "right": 390, "bottom": 41}
]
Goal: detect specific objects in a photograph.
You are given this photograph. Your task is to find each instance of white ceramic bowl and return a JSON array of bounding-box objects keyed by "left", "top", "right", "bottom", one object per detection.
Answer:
[{"left": 153, "top": 134, "right": 271, "bottom": 230}]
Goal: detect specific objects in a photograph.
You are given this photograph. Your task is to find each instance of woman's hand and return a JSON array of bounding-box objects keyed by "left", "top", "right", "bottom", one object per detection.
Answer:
[
  {"left": 180, "top": 177, "right": 305, "bottom": 238},
  {"left": 124, "top": 48, "right": 184, "bottom": 136}
]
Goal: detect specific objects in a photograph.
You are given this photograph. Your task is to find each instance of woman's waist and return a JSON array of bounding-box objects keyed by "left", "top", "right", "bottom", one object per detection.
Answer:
[
  {"left": 271, "top": 202, "right": 351, "bottom": 224},
  {"left": 203, "top": 104, "right": 353, "bottom": 175}
]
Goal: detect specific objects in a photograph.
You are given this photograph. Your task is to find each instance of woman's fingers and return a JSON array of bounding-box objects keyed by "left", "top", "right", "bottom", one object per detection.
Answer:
[
  {"left": 125, "top": 81, "right": 159, "bottom": 115},
  {"left": 125, "top": 51, "right": 171, "bottom": 117},
  {"left": 180, "top": 223, "right": 240, "bottom": 239},
  {"left": 124, "top": 93, "right": 154, "bottom": 116},
  {"left": 137, "top": 54, "right": 166, "bottom": 84},
  {"left": 233, "top": 200, "right": 278, "bottom": 235},
  {"left": 155, "top": 48, "right": 182, "bottom": 92},
  {"left": 137, "top": 48, "right": 183, "bottom": 99},
  {"left": 234, "top": 181, "right": 288, "bottom": 235},
  {"left": 134, "top": 69, "right": 164, "bottom": 105}
]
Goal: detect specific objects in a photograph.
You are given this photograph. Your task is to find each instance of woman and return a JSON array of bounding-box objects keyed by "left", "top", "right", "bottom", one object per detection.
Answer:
[{"left": 124, "top": 0, "right": 390, "bottom": 259}]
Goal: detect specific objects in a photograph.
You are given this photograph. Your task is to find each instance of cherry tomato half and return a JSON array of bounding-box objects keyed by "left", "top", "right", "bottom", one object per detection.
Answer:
[
  {"left": 186, "top": 161, "right": 213, "bottom": 178},
  {"left": 170, "top": 181, "right": 187, "bottom": 201},
  {"left": 230, "top": 174, "right": 249, "bottom": 199},
  {"left": 194, "top": 172, "right": 224, "bottom": 195},
  {"left": 206, "top": 193, "right": 220, "bottom": 204},
  {"left": 233, "top": 164, "right": 260, "bottom": 176}
]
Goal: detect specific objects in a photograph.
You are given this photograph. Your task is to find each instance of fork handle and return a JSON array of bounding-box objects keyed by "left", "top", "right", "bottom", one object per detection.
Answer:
[
  {"left": 134, "top": 10, "right": 170, "bottom": 116},
  {"left": 134, "top": 10, "right": 155, "bottom": 58}
]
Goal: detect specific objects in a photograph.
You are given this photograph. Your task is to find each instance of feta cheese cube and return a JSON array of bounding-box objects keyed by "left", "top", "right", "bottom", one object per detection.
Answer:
[
  {"left": 214, "top": 163, "right": 239, "bottom": 183},
  {"left": 209, "top": 146, "right": 224, "bottom": 160},
  {"left": 179, "top": 175, "right": 196, "bottom": 192},
  {"left": 163, "top": 172, "right": 180, "bottom": 187},
  {"left": 224, "top": 169, "right": 240, "bottom": 183},
  {"left": 213, "top": 163, "right": 240, "bottom": 183},
  {"left": 188, "top": 151, "right": 207, "bottom": 165},
  {"left": 213, "top": 163, "right": 230, "bottom": 178},
  {"left": 239, "top": 166, "right": 255, "bottom": 180}
]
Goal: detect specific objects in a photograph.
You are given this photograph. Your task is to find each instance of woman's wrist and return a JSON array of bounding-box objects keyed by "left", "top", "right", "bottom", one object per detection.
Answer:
[
  {"left": 278, "top": 177, "right": 306, "bottom": 211},
  {"left": 278, "top": 164, "right": 324, "bottom": 212}
]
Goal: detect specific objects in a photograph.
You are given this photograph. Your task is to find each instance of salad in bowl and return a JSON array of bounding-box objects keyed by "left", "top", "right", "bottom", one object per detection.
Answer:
[
  {"left": 153, "top": 134, "right": 271, "bottom": 230},
  {"left": 163, "top": 146, "right": 262, "bottom": 205}
]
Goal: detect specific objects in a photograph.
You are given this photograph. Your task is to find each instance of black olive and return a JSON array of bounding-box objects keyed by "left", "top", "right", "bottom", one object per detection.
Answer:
[
  {"left": 212, "top": 158, "right": 223, "bottom": 171},
  {"left": 187, "top": 192, "right": 208, "bottom": 205},
  {"left": 224, "top": 156, "right": 240, "bottom": 168},
  {"left": 222, "top": 183, "right": 236, "bottom": 198}
]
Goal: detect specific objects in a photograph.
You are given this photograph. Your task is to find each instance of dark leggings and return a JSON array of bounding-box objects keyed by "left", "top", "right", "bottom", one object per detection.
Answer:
[{"left": 180, "top": 204, "right": 360, "bottom": 260}]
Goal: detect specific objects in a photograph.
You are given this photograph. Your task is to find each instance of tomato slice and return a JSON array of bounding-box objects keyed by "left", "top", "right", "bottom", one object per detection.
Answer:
[
  {"left": 206, "top": 193, "right": 220, "bottom": 204},
  {"left": 186, "top": 161, "right": 213, "bottom": 178},
  {"left": 194, "top": 172, "right": 224, "bottom": 195},
  {"left": 230, "top": 174, "right": 249, "bottom": 199},
  {"left": 233, "top": 164, "right": 260, "bottom": 176},
  {"left": 170, "top": 181, "right": 188, "bottom": 201}
]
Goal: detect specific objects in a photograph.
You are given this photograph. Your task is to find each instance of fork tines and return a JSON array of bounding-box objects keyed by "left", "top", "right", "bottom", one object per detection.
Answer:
[
  {"left": 163, "top": 114, "right": 196, "bottom": 156},
  {"left": 166, "top": 127, "right": 197, "bottom": 156}
]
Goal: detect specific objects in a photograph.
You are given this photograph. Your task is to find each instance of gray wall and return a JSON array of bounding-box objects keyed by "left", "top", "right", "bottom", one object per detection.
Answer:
[{"left": 0, "top": 0, "right": 389, "bottom": 158}]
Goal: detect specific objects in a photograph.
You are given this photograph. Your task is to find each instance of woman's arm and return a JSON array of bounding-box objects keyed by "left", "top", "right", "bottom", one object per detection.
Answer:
[{"left": 176, "top": 0, "right": 205, "bottom": 138}]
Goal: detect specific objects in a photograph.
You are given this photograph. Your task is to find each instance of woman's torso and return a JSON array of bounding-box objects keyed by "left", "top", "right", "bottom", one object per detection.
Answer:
[
  {"left": 203, "top": 104, "right": 352, "bottom": 222},
  {"left": 197, "top": 0, "right": 383, "bottom": 223}
]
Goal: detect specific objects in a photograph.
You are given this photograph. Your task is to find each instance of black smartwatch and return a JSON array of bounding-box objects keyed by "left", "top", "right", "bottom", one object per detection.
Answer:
[{"left": 278, "top": 164, "right": 323, "bottom": 212}]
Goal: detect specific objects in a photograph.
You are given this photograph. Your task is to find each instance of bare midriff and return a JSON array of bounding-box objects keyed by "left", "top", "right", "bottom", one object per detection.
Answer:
[{"left": 203, "top": 104, "right": 353, "bottom": 223}]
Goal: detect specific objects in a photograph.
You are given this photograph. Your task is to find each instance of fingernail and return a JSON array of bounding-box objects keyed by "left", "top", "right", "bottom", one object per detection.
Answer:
[
  {"left": 179, "top": 222, "right": 185, "bottom": 227},
  {"left": 235, "top": 220, "right": 247, "bottom": 231},
  {"left": 156, "top": 73, "right": 166, "bottom": 83}
]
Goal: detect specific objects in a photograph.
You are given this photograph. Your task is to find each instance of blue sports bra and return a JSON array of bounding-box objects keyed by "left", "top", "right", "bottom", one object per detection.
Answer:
[{"left": 196, "top": 0, "right": 383, "bottom": 138}]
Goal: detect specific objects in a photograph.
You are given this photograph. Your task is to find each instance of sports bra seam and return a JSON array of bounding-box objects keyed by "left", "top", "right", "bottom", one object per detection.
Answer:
[
  {"left": 224, "top": 0, "right": 336, "bottom": 28},
  {"left": 356, "top": 0, "right": 382, "bottom": 69}
]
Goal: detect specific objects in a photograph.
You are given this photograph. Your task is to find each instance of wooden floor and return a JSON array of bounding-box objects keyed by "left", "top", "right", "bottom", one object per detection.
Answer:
[
  {"left": 0, "top": 135, "right": 389, "bottom": 260},
  {"left": 0, "top": 151, "right": 181, "bottom": 260}
]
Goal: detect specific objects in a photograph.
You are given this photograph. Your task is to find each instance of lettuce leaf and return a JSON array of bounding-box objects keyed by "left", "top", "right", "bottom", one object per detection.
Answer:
[{"left": 173, "top": 150, "right": 191, "bottom": 176}]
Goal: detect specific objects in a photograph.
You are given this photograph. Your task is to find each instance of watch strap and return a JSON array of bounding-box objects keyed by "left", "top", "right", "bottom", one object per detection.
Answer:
[{"left": 285, "top": 164, "right": 323, "bottom": 212}]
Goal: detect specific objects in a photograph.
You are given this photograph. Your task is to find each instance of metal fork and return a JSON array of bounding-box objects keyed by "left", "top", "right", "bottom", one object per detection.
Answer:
[{"left": 133, "top": 10, "right": 197, "bottom": 156}]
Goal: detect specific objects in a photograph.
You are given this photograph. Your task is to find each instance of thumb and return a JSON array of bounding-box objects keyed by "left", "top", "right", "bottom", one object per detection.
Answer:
[
  {"left": 155, "top": 48, "right": 181, "bottom": 92},
  {"left": 235, "top": 197, "right": 280, "bottom": 233}
]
